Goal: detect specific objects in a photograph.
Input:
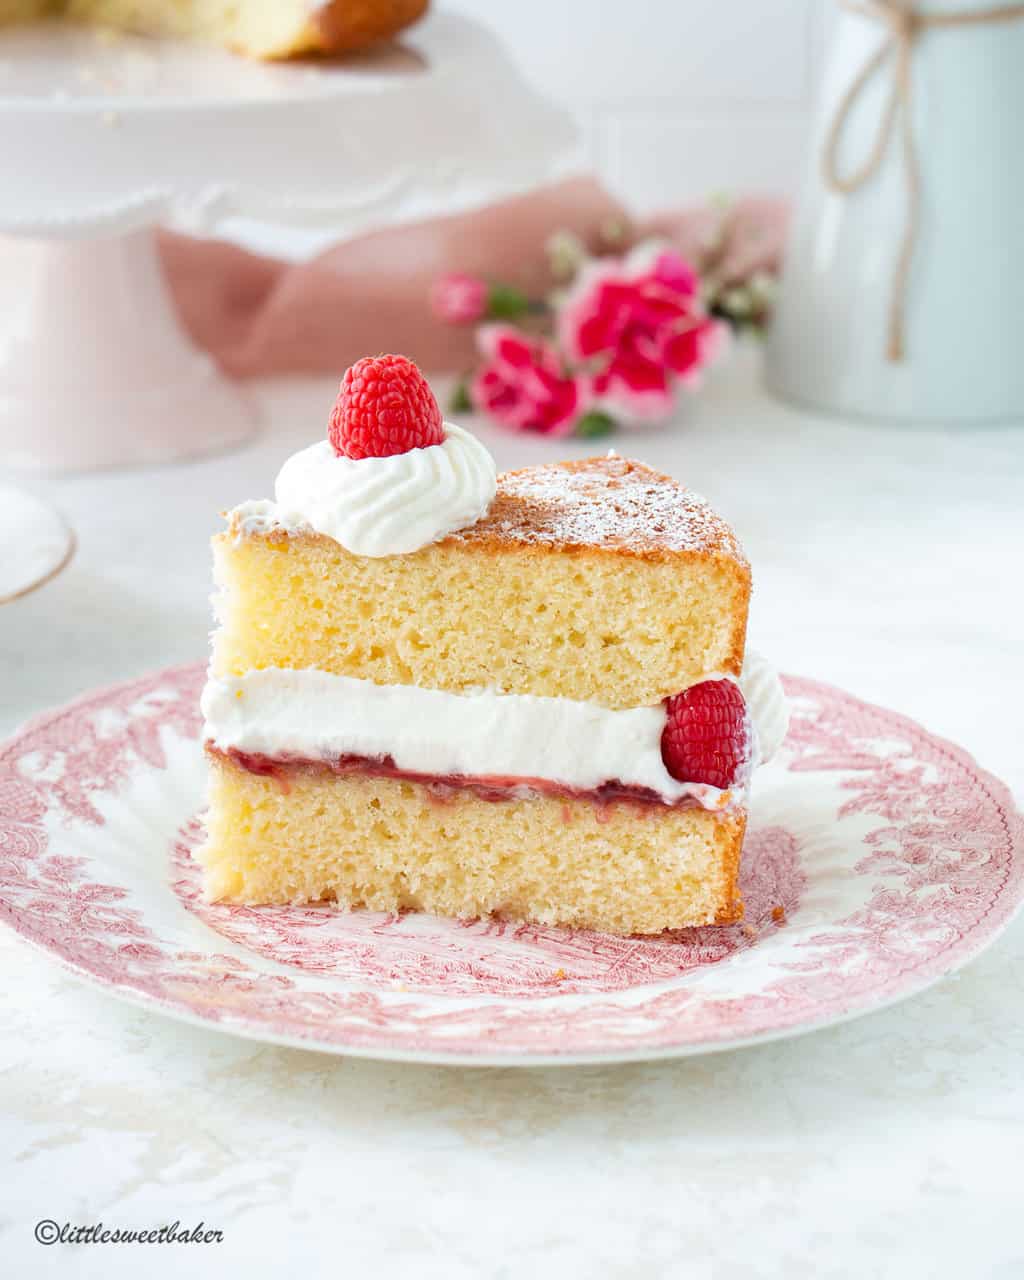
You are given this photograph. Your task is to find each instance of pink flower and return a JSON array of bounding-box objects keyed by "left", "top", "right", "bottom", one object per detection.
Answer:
[
  {"left": 430, "top": 272, "right": 488, "bottom": 325},
  {"left": 557, "top": 246, "right": 726, "bottom": 423},
  {"left": 472, "top": 325, "right": 587, "bottom": 436}
]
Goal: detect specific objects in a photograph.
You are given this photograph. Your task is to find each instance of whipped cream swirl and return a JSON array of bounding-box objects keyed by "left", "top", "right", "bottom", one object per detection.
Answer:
[{"left": 270, "top": 423, "right": 496, "bottom": 557}]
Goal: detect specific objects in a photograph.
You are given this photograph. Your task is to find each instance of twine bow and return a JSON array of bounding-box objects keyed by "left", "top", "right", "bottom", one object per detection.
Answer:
[{"left": 822, "top": 0, "right": 1024, "bottom": 361}]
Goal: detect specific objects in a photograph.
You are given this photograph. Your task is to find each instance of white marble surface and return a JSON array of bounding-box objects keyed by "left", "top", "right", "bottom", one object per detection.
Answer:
[{"left": 1, "top": 347, "right": 1023, "bottom": 1278}]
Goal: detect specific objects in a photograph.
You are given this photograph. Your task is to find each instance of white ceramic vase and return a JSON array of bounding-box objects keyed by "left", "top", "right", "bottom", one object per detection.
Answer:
[{"left": 766, "top": 0, "right": 1024, "bottom": 424}]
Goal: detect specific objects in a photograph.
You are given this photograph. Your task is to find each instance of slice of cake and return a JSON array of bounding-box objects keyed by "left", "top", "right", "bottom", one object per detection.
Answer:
[
  {"left": 0, "top": 1, "right": 429, "bottom": 60},
  {"left": 198, "top": 354, "right": 787, "bottom": 935}
]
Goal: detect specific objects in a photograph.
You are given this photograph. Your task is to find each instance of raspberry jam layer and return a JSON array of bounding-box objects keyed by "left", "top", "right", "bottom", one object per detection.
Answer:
[{"left": 212, "top": 746, "right": 701, "bottom": 811}]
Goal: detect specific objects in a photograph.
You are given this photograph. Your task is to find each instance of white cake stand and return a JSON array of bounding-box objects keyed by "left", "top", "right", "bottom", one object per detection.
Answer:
[{"left": 0, "top": 14, "right": 578, "bottom": 471}]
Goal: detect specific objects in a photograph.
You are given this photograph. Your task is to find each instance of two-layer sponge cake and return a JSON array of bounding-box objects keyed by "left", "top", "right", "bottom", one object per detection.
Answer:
[{"left": 199, "top": 355, "right": 787, "bottom": 935}]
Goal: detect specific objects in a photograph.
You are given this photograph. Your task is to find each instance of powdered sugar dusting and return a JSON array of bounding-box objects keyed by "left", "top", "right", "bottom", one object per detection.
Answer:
[{"left": 453, "top": 456, "right": 748, "bottom": 563}]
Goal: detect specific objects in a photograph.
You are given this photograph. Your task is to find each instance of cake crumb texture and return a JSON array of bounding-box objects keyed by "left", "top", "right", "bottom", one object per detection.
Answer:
[{"left": 200, "top": 754, "right": 746, "bottom": 935}]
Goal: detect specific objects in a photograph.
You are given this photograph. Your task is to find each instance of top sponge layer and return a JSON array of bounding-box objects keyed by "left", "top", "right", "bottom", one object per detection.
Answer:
[{"left": 212, "top": 456, "right": 751, "bottom": 709}]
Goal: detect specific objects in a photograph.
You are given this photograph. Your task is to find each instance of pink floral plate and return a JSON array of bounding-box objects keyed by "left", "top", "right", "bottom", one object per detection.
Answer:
[{"left": 1, "top": 663, "right": 1021, "bottom": 1065}]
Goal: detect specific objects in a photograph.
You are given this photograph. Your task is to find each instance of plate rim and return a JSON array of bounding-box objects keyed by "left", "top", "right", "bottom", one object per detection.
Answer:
[
  {"left": 7, "top": 919, "right": 988, "bottom": 1068},
  {"left": 0, "top": 486, "right": 76, "bottom": 605}
]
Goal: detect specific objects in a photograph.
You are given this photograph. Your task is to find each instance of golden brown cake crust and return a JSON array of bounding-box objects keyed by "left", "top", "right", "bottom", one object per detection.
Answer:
[
  {"left": 452, "top": 456, "right": 749, "bottom": 566},
  {"left": 713, "top": 813, "right": 746, "bottom": 923},
  {"left": 308, "top": 0, "right": 429, "bottom": 55}
]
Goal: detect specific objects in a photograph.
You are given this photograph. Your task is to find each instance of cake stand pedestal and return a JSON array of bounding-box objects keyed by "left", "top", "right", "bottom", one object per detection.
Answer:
[
  {"left": 0, "top": 229, "right": 254, "bottom": 470},
  {"left": 0, "top": 15, "right": 578, "bottom": 471}
]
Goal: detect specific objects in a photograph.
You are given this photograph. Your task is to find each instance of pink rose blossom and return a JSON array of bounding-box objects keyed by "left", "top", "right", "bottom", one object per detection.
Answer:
[
  {"left": 472, "top": 325, "right": 587, "bottom": 436},
  {"left": 557, "top": 247, "right": 725, "bottom": 423},
  {"left": 430, "top": 272, "right": 488, "bottom": 325}
]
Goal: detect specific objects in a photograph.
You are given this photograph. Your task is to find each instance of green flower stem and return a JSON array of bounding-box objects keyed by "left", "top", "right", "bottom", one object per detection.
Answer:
[
  {"left": 486, "top": 284, "right": 532, "bottom": 320},
  {"left": 449, "top": 379, "right": 473, "bottom": 414},
  {"left": 575, "top": 410, "right": 617, "bottom": 438}
]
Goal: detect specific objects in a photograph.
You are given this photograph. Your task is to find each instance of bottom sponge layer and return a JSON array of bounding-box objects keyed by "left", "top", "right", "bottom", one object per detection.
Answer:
[{"left": 198, "top": 752, "right": 746, "bottom": 936}]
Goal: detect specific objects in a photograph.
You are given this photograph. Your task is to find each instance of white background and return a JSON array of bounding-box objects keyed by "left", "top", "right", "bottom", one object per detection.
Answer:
[{"left": 443, "top": 0, "right": 833, "bottom": 206}]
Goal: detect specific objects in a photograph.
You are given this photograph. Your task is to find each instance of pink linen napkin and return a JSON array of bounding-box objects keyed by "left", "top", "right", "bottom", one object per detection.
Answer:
[{"left": 157, "top": 178, "right": 788, "bottom": 379}]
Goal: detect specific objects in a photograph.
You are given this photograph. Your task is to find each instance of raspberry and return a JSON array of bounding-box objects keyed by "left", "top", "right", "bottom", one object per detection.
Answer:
[
  {"left": 661, "top": 679, "right": 750, "bottom": 789},
  {"left": 328, "top": 354, "right": 445, "bottom": 460}
]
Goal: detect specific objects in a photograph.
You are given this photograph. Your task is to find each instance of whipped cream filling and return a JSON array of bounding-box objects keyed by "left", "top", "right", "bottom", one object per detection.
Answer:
[
  {"left": 232, "top": 422, "right": 496, "bottom": 558},
  {"left": 202, "top": 655, "right": 788, "bottom": 811}
]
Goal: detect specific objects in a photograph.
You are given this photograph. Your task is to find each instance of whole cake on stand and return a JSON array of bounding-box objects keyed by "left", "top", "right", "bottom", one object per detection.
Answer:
[
  {"left": 0, "top": 0, "right": 428, "bottom": 59},
  {"left": 0, "top": 12, "right": 578, "bottom": 470}
]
